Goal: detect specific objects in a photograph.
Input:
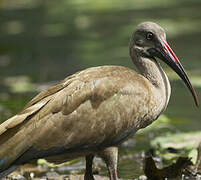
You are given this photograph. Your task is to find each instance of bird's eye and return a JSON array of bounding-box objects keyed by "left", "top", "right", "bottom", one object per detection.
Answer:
[{"left": 146, "top": 32, "right": 153, "bottom": 40}]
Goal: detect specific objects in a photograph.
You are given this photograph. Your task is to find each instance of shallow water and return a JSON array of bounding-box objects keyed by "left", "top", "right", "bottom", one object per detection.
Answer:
[{"left": 0, "top": 0, "right": 201, "bottom": 179}]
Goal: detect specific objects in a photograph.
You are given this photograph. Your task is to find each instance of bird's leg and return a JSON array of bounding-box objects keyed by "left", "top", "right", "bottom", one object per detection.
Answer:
[
  {"left": 84, "top": 154, "right": 95, "bottom": 180},
  {"left": 98, "top": 146, "right": 118, "bottom": 180}
]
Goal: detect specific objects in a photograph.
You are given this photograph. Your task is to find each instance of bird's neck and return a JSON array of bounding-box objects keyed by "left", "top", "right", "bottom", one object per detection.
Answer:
[{"left": 131, "top": 53, "right": 171, "bottom": 112}]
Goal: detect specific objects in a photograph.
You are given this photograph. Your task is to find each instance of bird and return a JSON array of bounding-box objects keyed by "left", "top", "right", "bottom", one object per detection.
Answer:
[{"left": 0, "top": 22, "right": 199, "bottom": 180}]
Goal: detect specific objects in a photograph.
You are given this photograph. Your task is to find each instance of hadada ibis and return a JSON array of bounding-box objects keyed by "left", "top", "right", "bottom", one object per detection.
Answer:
[{"left": 0, "top": 22, "right": 199, "bottom": 180}]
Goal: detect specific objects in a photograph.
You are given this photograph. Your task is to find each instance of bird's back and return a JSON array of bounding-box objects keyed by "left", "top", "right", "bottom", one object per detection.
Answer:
[{"left": 0, "top": 65, "right": 155, "bottom": 173}]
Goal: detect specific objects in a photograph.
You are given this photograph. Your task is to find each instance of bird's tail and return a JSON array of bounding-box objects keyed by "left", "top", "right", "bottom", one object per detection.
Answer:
[
  {"left": 0, "top": 100, "right": 48, "bottom": 177},
  {"left": 0, "top": 114, "right": 33, "bottom": 177},
  {"left": 0, "top": 121, "right": 30, "bottom": 177}
]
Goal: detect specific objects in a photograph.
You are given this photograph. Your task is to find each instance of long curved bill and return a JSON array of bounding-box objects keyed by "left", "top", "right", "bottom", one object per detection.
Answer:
[{"left": 159, "top": 39, "right": 199, "bottom": 107}]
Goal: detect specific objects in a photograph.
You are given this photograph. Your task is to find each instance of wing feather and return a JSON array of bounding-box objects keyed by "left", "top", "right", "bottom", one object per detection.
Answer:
[
  {"left": 0, "top": 73, "right": 79, "bottom": 136},
  {"left": 0, "top": 100, "right": 50, "bottom": 136}
]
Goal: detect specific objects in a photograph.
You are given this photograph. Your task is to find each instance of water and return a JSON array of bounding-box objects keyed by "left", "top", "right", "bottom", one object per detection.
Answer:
[{"left": 0, "top": 0, "right": 201, "bottom": 179}]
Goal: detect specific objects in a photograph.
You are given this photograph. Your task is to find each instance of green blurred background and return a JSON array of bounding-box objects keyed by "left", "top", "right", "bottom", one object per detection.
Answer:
[{"left": 0, "top": 0, "right": 201, "bottom": 179}]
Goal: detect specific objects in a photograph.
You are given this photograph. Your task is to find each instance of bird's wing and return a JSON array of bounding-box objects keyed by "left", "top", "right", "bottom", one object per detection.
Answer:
[
  {"left": 0, "top": 99, "right": 49, "bottom": 136},
  {"left": 25, "top": 66, "right": 149, "bottom": 151},
  {"left": 0, "top": 66, "right": 150, "bottom": 169},
  {"left": 0, "top": 72, "right": 79, "bottom": 136}
]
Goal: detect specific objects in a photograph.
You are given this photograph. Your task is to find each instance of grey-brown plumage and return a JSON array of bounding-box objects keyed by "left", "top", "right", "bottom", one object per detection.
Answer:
[{"left": 0, "top": 22, "right": 199, "bottom": 180}]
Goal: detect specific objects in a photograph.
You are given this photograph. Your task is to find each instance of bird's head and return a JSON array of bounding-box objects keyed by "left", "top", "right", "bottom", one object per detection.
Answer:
[{"left": 130, "top": 21, "right": 199, "bottom": 107}]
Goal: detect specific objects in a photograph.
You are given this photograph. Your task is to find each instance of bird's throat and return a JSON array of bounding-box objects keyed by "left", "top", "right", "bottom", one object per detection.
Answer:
[{"left": 132, "top": 54, "right": 171, "bottom": 112}]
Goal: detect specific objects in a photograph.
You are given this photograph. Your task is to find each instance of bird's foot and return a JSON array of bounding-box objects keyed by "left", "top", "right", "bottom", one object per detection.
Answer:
[{"left": 84, "top": 173, "right": 95, "bottom": 180}]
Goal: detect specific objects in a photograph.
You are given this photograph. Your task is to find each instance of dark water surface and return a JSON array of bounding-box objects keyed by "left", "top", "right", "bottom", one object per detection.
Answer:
[{"left": 0, "top": 0, "right": 201, "bottom": 179}]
